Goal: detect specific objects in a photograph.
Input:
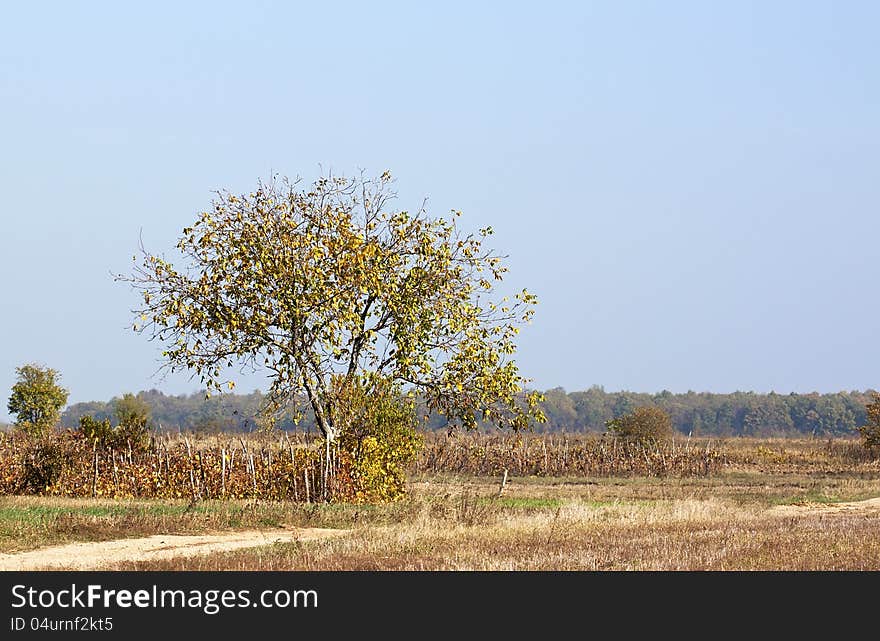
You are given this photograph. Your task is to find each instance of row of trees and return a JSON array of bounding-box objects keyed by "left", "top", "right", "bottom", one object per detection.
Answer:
[
  {"left": 61, "top": 388, "right": 270, "bottom": 434},
  {"left": 539, "top": 386, "right": 876, "bottom": 437},
  {"left": 55, "top": 384, "right": 878, "bottom": 439},
  {"left": 8, "top": 367, "right": 880, "bottom": 455},
  {"left": 7, "top": 362, "right": 878, "bottom": 441}
]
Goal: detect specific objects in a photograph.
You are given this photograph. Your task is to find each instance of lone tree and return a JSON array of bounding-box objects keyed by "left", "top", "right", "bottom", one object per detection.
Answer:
[
  {"left": 7, "top": 363, "right": 69, "bottom": 436},
  {"left": 119, "top": 171, "right": 544, "bottom": 443}
]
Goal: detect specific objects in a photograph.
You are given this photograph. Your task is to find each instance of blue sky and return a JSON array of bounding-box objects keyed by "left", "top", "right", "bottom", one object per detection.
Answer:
[{"left": 1, "top": 1, "right": 878, "bottom": 419}]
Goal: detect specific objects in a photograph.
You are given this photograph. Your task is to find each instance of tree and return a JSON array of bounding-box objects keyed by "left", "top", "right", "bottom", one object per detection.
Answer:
[
  {"left": 859, "top": 393, "right": 880, "bottom": 454},
  {"left": 605, "top": 405, "right": 673, "bottom": 445},
  {"left": 112, "top": 392, "right": 152, "bottom": 450},
  {"left": 7, "top": 364, "right": 69, "bottom": 436},
  {"left": 119, "top": 171, "right": 544, "bottom": 444}
]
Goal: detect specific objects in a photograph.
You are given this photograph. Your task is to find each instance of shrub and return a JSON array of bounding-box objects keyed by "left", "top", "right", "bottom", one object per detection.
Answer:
[
  {"left": 605, "top": 406, "right": 674, "bottom": 446},
  {"left": 333, "top": 376, "right": 424, "bottom": 502},
  {"left": 16, "top": 436, "right": 72, "bottom": 493}
]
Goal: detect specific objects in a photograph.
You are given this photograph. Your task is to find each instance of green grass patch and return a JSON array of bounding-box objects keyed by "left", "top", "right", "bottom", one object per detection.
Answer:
[
  {"left": 771, "top": 492, "right": 837, "bottom": 506},
  {"left": 0, "top": 501, "right": 219, "bottom": 524}
]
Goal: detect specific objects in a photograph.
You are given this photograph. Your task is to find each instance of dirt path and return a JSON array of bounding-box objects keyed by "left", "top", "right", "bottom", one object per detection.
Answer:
[
  {"left": 770, "top": 496, "right": 880, "bottom": 517},
  {"left": 0, "top": 527, "right": 348, "bottom": 571}
]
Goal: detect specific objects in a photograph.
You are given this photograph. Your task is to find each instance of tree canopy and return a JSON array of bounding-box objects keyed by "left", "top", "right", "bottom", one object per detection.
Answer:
[{"left": 119, "top": 171, "right": 544, "bottom": 440}]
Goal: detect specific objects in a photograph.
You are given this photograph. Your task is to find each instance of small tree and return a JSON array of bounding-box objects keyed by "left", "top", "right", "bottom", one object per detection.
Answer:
[
  {"left": 605, "top": 406, "right": 674, "bottom": 446},
  {"left": 113, "top": 393, "right": 152, "bottom": 449},
  {"left": 7, "top": 364, "right": 69, "bottom": 436},
  {"left": 859, "top": 393, "right": 880, "bottom": 455}
]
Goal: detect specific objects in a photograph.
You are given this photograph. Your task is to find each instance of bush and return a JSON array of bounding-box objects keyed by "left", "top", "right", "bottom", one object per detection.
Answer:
[
  {"left": 333, "top": 376, "right": 424, "bottom": 502},
  {"left": 859, "top": 393, "right": 880, "bottom": 455},
  {"left": 605, "top": 406, "right": 674, "bottom": 446},
  {"left": 16, "top": 436, "right": 72, "bottom": 493}
]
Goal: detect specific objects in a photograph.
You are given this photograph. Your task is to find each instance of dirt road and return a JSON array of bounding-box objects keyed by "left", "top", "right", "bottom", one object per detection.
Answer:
[
  {"left": 4, "top": 497, "right": 879, "bottom": 571},
  {"left": 0, "top": 527, "right": 347, "bottom": 571},
  {"left": 770, "top": 496, "right": 880, "bottom": 516}
]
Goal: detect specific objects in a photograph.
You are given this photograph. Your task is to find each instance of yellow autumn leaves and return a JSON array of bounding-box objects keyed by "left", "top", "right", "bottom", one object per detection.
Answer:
[{"left": 121, "top": 171, "right": 544, "bottom": 437}]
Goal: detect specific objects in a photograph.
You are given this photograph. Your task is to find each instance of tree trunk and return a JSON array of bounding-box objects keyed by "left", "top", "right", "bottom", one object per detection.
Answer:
[{"left": 301, "top": 380, "right": 336, "bottom": 501}]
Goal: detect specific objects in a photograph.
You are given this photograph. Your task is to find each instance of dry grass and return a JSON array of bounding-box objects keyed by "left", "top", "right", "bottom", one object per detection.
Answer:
[
  {"left": 1, "top": 435, "right": 878, "bottom": 570},
  {"left": 110, "top": 487, "right": 880, "bottom": 570},
  {"left": 4, "top": 470, "right": 880, "bottom": 570}
]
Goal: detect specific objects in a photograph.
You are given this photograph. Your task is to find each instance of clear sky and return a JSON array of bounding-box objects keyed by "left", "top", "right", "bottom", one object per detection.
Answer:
[{"left": 1, "top": 1, "right": 878, "bottom": 420}]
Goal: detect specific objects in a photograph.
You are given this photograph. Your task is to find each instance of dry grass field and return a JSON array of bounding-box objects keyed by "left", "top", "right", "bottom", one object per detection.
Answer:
[{"left": 1, "top": 435, "right": 878, "bottom": 570}]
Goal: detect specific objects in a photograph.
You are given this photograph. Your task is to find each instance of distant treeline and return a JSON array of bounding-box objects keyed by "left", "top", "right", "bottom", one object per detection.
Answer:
[
  {"left": 537, "top": 386, "right": 875, "bottom": 437},
  {"left": 59, "top": 386, "right": 877, "bottom": 438},
  {"left": 61, "top": 389, "right": 272, "bottom": 434}
]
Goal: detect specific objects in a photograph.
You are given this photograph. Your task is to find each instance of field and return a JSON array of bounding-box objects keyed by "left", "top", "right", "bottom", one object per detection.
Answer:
[{"left": 1, "top": 434, "right": 879, "bottom": 570}]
